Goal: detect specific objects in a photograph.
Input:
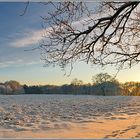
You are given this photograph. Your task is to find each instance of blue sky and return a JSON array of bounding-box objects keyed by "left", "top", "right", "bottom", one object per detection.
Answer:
[{"left": 0, "top": 2, "right": 140, "bottom": 85}]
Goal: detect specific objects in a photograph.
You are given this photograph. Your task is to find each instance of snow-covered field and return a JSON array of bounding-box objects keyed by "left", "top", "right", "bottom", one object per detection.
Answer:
[{"left": 0, "top": 94, "right": 140, "bottom": 138}]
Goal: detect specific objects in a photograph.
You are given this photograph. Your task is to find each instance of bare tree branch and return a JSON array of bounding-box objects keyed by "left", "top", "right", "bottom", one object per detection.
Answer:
[
  {"left": 20, "top": 1, "right": 29, "bottom": 16},
  {"left": 39, "top": 2, "right": 140, "bottom": 71}
]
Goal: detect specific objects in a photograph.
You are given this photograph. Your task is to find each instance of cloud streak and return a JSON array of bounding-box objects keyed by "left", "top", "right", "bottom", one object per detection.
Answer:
[
  {"left": 9, "top": 13, "right": 93, "bottom": 48},
  {"left": 0, "top": 59, "right": 41, "bottom": 68},
  {"left": 9, "top": 14, "right": 96, "bottom": 48},
  {"left": 9, "top": 29, "right": 45, "bottom": 48}
]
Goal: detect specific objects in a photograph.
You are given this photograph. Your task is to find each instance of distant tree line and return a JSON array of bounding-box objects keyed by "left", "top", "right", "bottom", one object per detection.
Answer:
[
  {"left": 0, "top": 73, "right": 140, "bottom": 96},
  {"left": 0, "top": 80, "right": 24, "bottom": 95}
]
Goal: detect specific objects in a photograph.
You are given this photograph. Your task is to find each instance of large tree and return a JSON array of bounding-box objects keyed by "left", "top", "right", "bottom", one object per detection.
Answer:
[
  {"left": 39, "top": 2, "right": 140, "bottom": 70},
  {"left": 92, "top": 73, "right": 115, "bottom": 85},
  {"left": 92, "top": 73, "right": 120, "bottom": 96}
]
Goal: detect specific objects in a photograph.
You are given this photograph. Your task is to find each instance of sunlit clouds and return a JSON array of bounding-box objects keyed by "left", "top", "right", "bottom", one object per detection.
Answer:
[{"left": 9, "top": 29, "right": 44, "bottom": 48}]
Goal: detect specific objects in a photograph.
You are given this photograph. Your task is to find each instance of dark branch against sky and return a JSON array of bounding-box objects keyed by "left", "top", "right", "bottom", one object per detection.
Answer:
[{"left": 0, "top": 2, "right": 140, "bottom": 85}]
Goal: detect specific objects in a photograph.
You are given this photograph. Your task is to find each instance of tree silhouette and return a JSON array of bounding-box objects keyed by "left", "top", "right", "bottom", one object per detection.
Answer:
[
  {"left": 39, "top": 2, "right": 140, "bottom": 70},
  {"left": 92, "top": 73, "right": 120, "bottom": 96},
  {"left": 92, "top": 73, "right": 114, "bottom": 84}
]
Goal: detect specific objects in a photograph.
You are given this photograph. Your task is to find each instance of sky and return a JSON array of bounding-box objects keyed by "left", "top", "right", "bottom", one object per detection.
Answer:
[{"left": 0, "top": 2, "right": 140, "bottom": 86}]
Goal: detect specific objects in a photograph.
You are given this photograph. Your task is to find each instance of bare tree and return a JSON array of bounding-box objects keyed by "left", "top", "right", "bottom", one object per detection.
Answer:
[
  {"left": 71, "top": 78, "right": 83, "bottom": 86},
  {"left": 39, "top": 2, "right": 140, "bottom": 71},
  {"left": 92, "top": 73, "right": 114, "bottom": 85}
]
